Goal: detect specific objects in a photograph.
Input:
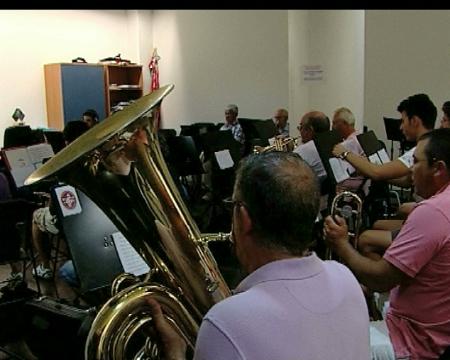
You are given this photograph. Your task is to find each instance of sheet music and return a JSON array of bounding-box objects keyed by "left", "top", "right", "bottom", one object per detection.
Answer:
[
  {"left": 111, "top": 232, "right": 149, "bottom": 276},
  {"left": 3, "top": 148, "right": 32, "bottom": 169},
  {"left": 329, "top": 158, "right": 350, "bottom": 183},
  {"left": 368, "top": 153, "right": 383, "bottom": 165},
  {"left": 214, "top": 149, "right": 234, "bottom": 170},
  {"left": 10, "top": 165, "right": 36, "bottom": 187},
  {"left": 377, "top": 149, "right": 391, "bottom": 164},
  {"left": 27, "top": 143, "right": 54, "bottom": 164}
]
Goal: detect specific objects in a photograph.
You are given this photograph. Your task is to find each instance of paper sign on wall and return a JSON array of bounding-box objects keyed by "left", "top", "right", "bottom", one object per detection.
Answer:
[{"left": 303, "top": 65, "right": 324, "bottom": 81}]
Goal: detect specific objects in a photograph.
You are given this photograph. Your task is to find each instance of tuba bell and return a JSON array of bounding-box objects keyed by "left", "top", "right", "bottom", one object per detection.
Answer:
[
  {"left": 325, "top": 191, "right": 363, "bottom": 260},
  {"left": 25, "top": 84, "right": 232, "bottom": 359}
]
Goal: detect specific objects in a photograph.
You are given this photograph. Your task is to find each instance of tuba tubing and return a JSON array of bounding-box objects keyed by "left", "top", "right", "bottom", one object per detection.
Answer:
[{"left": 25, "top": 85, "right": 231, "bottom": 359}]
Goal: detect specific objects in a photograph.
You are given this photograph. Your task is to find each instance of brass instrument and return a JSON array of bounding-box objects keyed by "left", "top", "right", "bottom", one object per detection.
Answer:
[
  {"left": 326, "top": 191, "right": 363, "bottom": 260},
  {"left": 253, "top": 136, "right": 299, "bottom": 154},
  {"left": 25, "top": 84, "right": 232, "bottom": 359}
]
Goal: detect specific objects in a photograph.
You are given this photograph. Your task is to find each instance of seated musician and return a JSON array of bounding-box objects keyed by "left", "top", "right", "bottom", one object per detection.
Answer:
[
  {"left": 324, "top": 128, "right": 450, "bottom": 359},
  {"left": 292, "top": 111, "right": 330, "bottom": 211},
  {"left": 338, "top": 94, "right": 437, "bottom": 259},
  {"left": 31, "top": 120, "right": 90, "bottom": 279},
  {"left": 332, "top": 106, "right": 369, "bottom": 196},
  {"left": 148, "top": 152, "right": 370, "bottom": 360},
  {"left": 272, "top": 108, "right": 289, "bottom": 138}
]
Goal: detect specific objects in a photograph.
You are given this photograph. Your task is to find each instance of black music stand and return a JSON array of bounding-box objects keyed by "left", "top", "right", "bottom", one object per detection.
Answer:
[
  {"left": 383, "top": 117, "right": 403, "bottom": 160},
  {"left": 357, "top": 130, "right": 384, "bottom": 157},
  {"left": 44, "top": 130, "right": 66, "bottom": 154},
  {"left": 199, "top": 130, "right": 242, "bottom": 231},
  {"left": 253, "top": 119, "right": 277, "bottom": 140},
  {"left": 180, "top": 123, "right": 217, "bottom": 154},
  {"left": 51, "top": 186, "right": 124, "bottom": 295},
  {"left": 168, "top": 135, "right": 204, "bottom": 202},
  {"left": 313, "top": 130, "right": 343, "bottom": 186}
]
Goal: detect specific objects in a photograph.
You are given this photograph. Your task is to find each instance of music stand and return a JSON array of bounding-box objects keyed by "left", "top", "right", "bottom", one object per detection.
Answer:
[
  {"left": 200, "top": 130, "right": 242, "bottom": 200},
  {"left": 168, "top": 136, "right": 204, "bottom": 177},
  {"left": 313, "top": 130, "right": 343, "bottom": 185},
  {"left": 51, "top": 186, "right": 124, "bottom": 294},
  {"left": 253, "top": 119, "right": 277, "bottom": 140},
  {"left": 44, "top": 130, "right": 66, "bottom": 154},
  {"left": 383, "top": 117, "right": 403, "bottom": 160},
  {"left": 180, "top": 123, "right": 217, "bottom": 153},
  {"left": 357, "top": 130, "right": 384, "bottom": 157}
]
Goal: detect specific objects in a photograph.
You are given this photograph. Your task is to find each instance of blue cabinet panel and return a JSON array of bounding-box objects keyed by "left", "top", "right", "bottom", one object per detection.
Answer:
[{"left": 61, "top": 65, "right": 106, "bottom": 125}]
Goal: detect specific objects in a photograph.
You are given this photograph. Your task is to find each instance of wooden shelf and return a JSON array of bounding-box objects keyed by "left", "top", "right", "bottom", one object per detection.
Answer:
[
  {"left": 44, "top": 63, "right": 144, "bottom": 128},
  {"left": 104, "top": 64, "right": 143, "bottom": 115}
]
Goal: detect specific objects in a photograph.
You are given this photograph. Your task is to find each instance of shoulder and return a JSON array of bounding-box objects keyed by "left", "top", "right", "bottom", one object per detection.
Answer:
[{"left": 397, "top": 146, "right": 415, "bottom": 168}]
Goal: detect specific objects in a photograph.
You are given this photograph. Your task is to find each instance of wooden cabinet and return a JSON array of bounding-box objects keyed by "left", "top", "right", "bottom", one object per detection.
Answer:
[
  {"left": 44, "top": 63, "right": 143, "bottom": 129},
  {"left": 44, "top": 63, "right": 107, "bottom": 130},
  {"left": 104, "top": 64, "right": 143, "bottom": 116}
]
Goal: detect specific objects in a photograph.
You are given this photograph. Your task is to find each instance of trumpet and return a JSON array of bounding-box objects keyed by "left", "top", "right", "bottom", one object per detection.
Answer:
[{"left": 253, "top": 136, "right": 299, "bottom": 154}]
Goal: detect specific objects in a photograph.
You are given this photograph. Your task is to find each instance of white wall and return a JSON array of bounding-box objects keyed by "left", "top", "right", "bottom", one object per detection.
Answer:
[
  {"left": 152, "top": 10, "right": 289, "bottom": 132},
  {"left": 365, "top": 10, "right": 450, "bottom": 148},
  {"left": 307, "top": 10, "right": 365, "bottom": 130},
  {"left": 288, "top": 10, "right": 310, "bottom": 127},
  {"left": 0, "top": 10, "right": 153, "bottom": 146},
  {"left": 287, "top": 10, "right": 364, "bottom": 132}
]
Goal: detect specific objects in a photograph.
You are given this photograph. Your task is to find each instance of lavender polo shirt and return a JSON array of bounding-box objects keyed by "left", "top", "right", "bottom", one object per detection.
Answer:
[{"left": 194, "top": 253, "right": 370, "bottom": 360}]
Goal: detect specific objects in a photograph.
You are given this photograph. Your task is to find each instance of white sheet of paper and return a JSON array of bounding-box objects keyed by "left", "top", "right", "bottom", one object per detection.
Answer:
[
  {"left": 27, "top": 143, "right": 54, "bottom": 164},
  {"left": 54, "top": 185, "right": 82, "bottom": 217},
  {"left": 369, "top": 153, "right": 383, "bottom": 165},
  {"left": 3, "top": 148, "right": 32, "bottom": 169},
  {"left": 214, "top": 149, "right": 234, "bottom": 170},
  {"left": 111, "top": 232, "right": 150, "bottom": 276},
  {"left": 11, "top": 165, "right": 36, "bottom": 187},
  {"left": 329, "top": 158, "right": 350, "bottom": 183},
  {"left": 377, "top": 149, "right": 391, "bottom": 164}
]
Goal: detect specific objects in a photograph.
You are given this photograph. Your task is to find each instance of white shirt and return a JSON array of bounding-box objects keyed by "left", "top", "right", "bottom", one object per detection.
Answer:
[{"left": 293, "top": 140, "right": 327, "bottom": 184}]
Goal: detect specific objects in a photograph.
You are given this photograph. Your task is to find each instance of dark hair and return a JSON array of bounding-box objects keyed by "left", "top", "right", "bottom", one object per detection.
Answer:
[
  {"left": 63, "top": 120, "right": 89, "bottom": 144},
  {"left": 83, "top": 109, "right": 99, "bottom": 121},
  {"left": 397, "top": 93, "right": 437, "bottom": 130},
  {"left": 442, "top": 101, "right": 450, "bottom": 119},
  {"left": 304, "top": 114, "right": 330, "bottom": 134},
  {"left": 418, "top": 128, "right": 450, "bottom": 169},
  {"left": 234, "top": 152, "right": 320, "bottom": 254}
]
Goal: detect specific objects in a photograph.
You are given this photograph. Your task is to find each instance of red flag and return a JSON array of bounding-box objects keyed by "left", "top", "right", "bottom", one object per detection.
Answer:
[{"left": 149, "top": 48, "right": 161, "bottom": 128}]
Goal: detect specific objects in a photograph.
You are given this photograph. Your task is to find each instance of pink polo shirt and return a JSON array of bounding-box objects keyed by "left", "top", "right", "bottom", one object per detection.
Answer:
[{"left": 384, "top": 184, "right": 450, "bottom": 359}]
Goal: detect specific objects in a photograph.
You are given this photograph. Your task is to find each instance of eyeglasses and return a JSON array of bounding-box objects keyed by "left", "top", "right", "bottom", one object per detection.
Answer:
[{"left": 223, "top": 198, "right": 245, "bottom": 212}]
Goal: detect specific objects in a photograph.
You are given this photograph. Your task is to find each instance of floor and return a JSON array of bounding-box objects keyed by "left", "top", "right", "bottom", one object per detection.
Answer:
[{"left": 0, "top": 240, "right": 82, "bottom": 360}]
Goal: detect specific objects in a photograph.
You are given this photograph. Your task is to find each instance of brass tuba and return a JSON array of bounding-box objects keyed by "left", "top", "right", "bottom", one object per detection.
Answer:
[
  {"left": 325, "top": 191, "right": 363, "bottom": 260},
  {"left": 25, "top": 84, "right": 232, "bottom": 359}
]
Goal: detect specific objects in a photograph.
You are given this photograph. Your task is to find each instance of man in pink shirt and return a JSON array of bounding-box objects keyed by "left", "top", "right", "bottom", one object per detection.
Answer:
[{"left": 325, "top": 128, "right": 450, "bottom": 359}]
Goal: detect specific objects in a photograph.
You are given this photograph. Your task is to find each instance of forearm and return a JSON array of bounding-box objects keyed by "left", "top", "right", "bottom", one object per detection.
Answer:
[
  {"left": 334, "top": 242, "right": 397, "bottom": 292},
  {"left": 344, "top": 152, "right": 385, "bottom": 180}
]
